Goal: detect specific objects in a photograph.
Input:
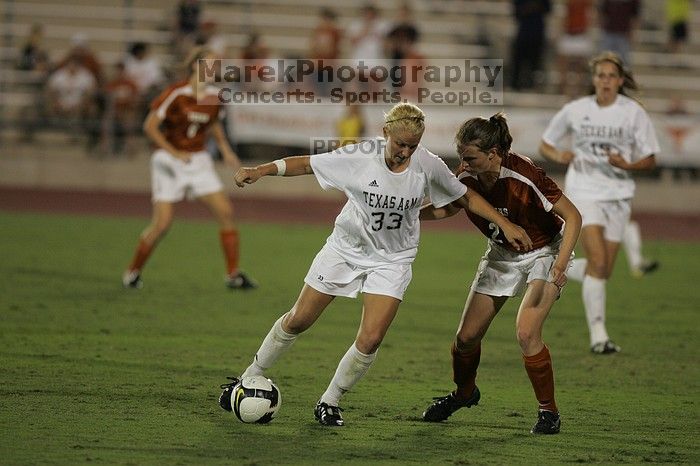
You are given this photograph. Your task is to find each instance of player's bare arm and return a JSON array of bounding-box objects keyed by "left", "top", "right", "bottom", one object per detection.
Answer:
[
  {"left": 234, "top": 156, "right": 314, "bottom": 187},
  {"left": 456, "top": 190, "right": 534, "bottom": 252},
  {"left": 419, "top": 201, "right": 461, "bottom": 221},
  {"left": 550, "top": 195, "right": 582, "bottom": 289},
  {"left": 538, "top": 141, "right": 574, "bottom": 165},
  {"left": 608, "top": 152, "right": 656, "bottom": 171},
  {"left": 211, "top": 121, "right": 241, "bottom": 171},
  {"left": 143, "top": 110, "right": 191, "bottom": 162}
]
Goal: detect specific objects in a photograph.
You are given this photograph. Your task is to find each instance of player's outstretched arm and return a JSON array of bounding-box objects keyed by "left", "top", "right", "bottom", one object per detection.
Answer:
[
  {"left": 234, "top": 156, "right": 313, "bottom": 187},
  {"left": 419, "top": 201, "right": 461, "bottom": 221},
  {"left": 457, "top": 190, "right": 534, "bottom": 252}
]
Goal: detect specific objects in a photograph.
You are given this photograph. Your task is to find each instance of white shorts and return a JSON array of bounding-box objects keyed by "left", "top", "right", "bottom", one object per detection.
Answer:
[
  {"left": 470, "top": 235, "right": 572, "bottom": 297},
  {"left": 571, "top": 198, "right": 631, "bottom": 242},
  {"left": 151, "top": 149, "right": 223, "bottom": 202},
  {"left": 304, "top": 245, "right": 412, "bottom": 301}
]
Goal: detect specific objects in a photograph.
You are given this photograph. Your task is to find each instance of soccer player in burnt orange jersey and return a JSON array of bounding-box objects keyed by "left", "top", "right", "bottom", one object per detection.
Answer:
[
  {"left": 420, "top": 113, "right": 581, "bottom": 434},
  {"left": 123, "top": 47, "right": 255, "bottom": 290}
]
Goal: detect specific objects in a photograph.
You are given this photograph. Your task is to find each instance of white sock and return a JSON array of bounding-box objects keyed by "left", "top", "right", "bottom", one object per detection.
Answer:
[
  {"left": 241, "top": 314, "right": 298, "bottom": 378},
  {"left": 582, "top": 275, "right": 609, "bottom": 346},
  {"left": 568, "top": 258, "right": 587, "bottom": 282},
  {"left": 320, "top": 343, "right": 377, "bottom": 407},
  {"left": 623, "top": 221, "right": 644, "bottom": 271}
]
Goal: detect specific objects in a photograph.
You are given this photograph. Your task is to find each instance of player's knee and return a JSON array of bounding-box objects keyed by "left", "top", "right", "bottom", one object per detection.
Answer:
[
  {"left": 281, "top": 310, "right": 309, "bottom": 335},
  {"left": 586, "top": 258, "right": 608, "bottom": 278},
  {"left": 516, "top": 322, "right": 540, "bottom": 350},
  {"left": 355, "top": 333, "right": 383, "bottom": 354},
  {"left": 455, "top": 332, "right": 481, "bottom": 351}
]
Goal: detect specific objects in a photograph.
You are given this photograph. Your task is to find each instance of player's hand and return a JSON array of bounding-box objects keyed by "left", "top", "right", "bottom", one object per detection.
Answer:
[
  {"left": 234, "top": 167, "right": 262, "bottom": 187},
  {"left": 502, "top": 223, "right": 533, "bottom": 252},
  {"left": 607, "top": 152, "right": 629, "bottom": 170},
  {"left": 174, "top": 151, "right": 192, "bottom": 163},
  {"left": 548, "top": 263, "right": 568, "bottom": 290},
  {"left": 559, "top": 150, "right": 575, "bottom": 164}
]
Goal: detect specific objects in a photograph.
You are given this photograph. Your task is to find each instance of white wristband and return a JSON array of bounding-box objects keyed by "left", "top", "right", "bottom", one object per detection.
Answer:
[{"left": 272, "top": 159, "right": 286, "bottom": 176}]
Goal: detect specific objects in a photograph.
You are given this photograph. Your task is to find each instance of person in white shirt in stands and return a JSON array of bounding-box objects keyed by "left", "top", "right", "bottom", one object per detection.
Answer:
[
  {"left": 124, "top": 42, "right": 165, "bottom": 104},
  {"left": 46, "top": 55, "right": 96, "bottom": 135},
  {"left": 218, "top": 102, "right": 533, "bottom": 426},
  {"left": 539, "top": 51, "right": 660, "bottom": 354}
]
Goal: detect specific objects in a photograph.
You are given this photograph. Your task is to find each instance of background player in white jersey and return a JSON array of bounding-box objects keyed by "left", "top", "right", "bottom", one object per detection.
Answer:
[
  {"left": 539, "top": 51, "right": 660, "bottom": 354},
  {"left": 420, "top": 114, "right": 581, "bottom": 434},
  {"left": 218, "top": 103, "right": 533, "bottom": 426},
  {"left": 121, "top": 47, "right": 256, "bottom": 291}
]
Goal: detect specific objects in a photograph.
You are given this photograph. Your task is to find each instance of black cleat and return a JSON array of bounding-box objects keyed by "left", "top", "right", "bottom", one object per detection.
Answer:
[
  {"left": 314, "top": 401, "right": 344, "bottom": 426},
  {"left": 226, "top": 271, "right": 258, "bottom": 290},
  {"left": 531, "top": 409, "right": 561, "bottom": 434},
  {"left": 422, "top": 386, "right": 480, "bottom": 422},
  {"left": 631, "top": 260, "right": 660, "bottom": 278},
  {"left": 591, "top": 340, "right": 621, "bottom": 354},
  {"left": 122, "top": 270, "right": 143, "bottom": 289},
  {"left": 218, "top": 376, "right": 240, "bottom": 412}
]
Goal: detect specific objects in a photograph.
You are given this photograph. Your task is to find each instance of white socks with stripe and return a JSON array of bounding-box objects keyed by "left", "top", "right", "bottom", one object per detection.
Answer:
[
  {"left": 582, "top": 275, "right": 609, "bottom": 346},
  {"left": 241, "top": 314, "right": 298, "bottom": 378},
  {"left": 320, "top": 343, "right": 377, "bottom": 407},
  {"left": 623, "top": 221, "right": 644, "bottom": 271}
]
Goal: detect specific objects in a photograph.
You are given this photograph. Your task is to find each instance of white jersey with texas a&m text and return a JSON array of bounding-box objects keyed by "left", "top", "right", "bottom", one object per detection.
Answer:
[
  {"left": 310, "top": 138, "right": 467, "bottom": 267},
  {"left": 542, "top": 94, "right": 660, "bottom": 201}
]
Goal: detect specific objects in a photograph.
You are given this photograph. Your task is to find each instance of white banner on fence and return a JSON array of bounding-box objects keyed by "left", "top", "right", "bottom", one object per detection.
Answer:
[{"left": 228, "top": 104, "right": 700, "bottom": 167}]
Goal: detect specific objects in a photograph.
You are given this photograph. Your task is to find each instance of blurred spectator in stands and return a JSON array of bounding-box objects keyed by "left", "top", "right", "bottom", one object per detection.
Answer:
[
  {"left": 348, "top": 3, "right": 390, "bottom": 91},
  {"left": 510, "top": 0, "right": 551, "bottom": 91},
  {"left": 310, "top": 8, "right": 343, "bottom": 60},
  {"left": 55, "top": 33, "right": 104, "bottom": 86},
  {"left": 16, "top": 24, "right": 51, "bottom": 142},
  {"left": 666, "top": 0, "right": 690, "bottom": 53},
  {"left": 336, "top": 104, "right": 366, "bottom": 147},
  {"left": 557, "top": 0, "right": 594, "bottom": 97},
  {"left": 241, "top": 32, "right": 272, "bottom": 91},
  {"left": 196, "top": 20, "right": 228, "bottom": 57},
  {"left": 309, "top": 8, "right": 342, "bottom": 96},
  {"left": 174, "top": 0, "right": 202, "bottom": 57},
  {"left": 387, "top": 2, "right": 420, "bottom": 69},
  {"left": 124, "top": 42, "right": 165, "bottom": 112},
  {"left": 17, "top": 23, "right": 49, "bottom": 73},
  {"left": 103, "top": 62, "right": 140, "bottom": 156},
  {"left": 46, "top": 55, "right": 97, "bottom": 143},
  {"left": 598, "top": 0, "right": 639, "bottom": 65}
]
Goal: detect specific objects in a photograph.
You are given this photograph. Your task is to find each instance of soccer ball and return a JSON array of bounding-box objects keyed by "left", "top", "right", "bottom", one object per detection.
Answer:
[{"left": 231, "top": 376, "right": 281, "bottom": 424}]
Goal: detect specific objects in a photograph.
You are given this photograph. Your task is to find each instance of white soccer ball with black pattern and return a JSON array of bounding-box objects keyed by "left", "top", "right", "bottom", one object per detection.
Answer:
[{"left": 231, "top": 376, "right": 281, "bottom": 423}]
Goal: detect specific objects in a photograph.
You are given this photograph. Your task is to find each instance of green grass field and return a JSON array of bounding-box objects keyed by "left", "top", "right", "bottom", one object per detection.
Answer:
[{"left": 1, "top": 211, "right": 698, "bottom": 465}]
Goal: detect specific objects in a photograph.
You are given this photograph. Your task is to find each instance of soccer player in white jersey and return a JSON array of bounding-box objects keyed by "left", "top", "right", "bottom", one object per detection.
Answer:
[
  {"left": 539, "top": 51, "right": 660, "bottom": 354},
  {"left": 218, "top": 102, "right": 533, "bottom": 426}
]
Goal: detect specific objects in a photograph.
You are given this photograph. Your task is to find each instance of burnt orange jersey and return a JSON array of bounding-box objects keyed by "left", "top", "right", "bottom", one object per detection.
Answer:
[
  {"left": 459, "top": 152, "right": 564, "bottom": 251},
  {"left": 150, "top": 80, "right": 222, "bottom": 152}
]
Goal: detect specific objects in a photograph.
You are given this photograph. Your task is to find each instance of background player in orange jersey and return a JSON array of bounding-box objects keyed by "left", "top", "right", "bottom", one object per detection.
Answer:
[
  {"left": 420, "top": 113, "right": 581, "bottom": 435},
  {"left": 122, "top": 47, "right": 256, "bottom": 290}
]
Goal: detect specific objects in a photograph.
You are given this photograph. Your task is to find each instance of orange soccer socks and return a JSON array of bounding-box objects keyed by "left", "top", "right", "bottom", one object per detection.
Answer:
[
  {"left": 523, "top": 345, "right": 558, "bottom": 413},
  {"left": 219, "top": 229, "right": 240, "bottom": 276},
  {"left": 127, "top": 238, "right": 154, "bottom": 273},
  {"left": 452, "top": 341, "right": 481, "bottom": 401}
]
